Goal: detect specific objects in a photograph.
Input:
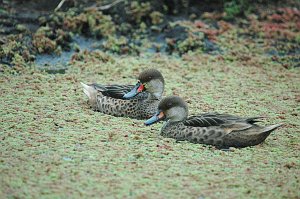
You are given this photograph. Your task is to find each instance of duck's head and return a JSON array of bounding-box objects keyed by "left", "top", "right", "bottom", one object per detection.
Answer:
[
  {"left": 123, "top": 69, "right": 164, "bottom": 100},
  {"left": 145, "top": 96, "right": 188, "bottom": 126}
]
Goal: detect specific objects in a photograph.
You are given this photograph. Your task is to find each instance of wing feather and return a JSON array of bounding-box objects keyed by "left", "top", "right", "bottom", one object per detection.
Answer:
[
  {"left": 183, "top": 112, "right": 262, "bottom": 128},
  {"left": 91, "top": 84, "right": 134, "bottom": 99},
  {"left": 183, "top": 115, "right": 226, "bottom": 127}
]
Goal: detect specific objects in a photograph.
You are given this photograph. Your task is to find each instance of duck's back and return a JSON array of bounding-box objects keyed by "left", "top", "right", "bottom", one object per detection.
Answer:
[
  {"left": 96, "top": 93, "right": 159, "bottom": 119},
  {"left": 161, "top": 113, "right": 281, "bottom": 148},
  {"left": 82, "top": 82, "right": 159, "bottom": 119}
]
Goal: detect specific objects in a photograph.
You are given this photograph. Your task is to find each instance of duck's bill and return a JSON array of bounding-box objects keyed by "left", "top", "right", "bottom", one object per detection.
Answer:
[
  {"left": 144, "top": 111, "right": 165, "bottom": 126},
  {"left": 123, "top": 82, "right": 144, "bottom": 99}
]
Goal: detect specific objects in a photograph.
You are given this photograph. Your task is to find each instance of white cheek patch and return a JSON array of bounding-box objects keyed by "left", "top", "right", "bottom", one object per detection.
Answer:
[
  {"left": 165, "top": 107, "right": 188, "bottom": 122},
  {"left": 148, "top": 80, "right": 164, "bottom": 99}
]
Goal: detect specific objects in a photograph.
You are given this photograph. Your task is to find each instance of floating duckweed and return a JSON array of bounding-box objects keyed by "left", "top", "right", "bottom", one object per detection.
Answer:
[
  {"left": 126, "top": 1, "right": 152, "bottom": 23},
  {"left": 150, "top": 11, "right": 164, "bottom": 25},
  {"left": 32, "top": 26, "right": 72, "bottom": 54},
  {"left": 62, "top": 9, "right": 116, "bottom": 38}
]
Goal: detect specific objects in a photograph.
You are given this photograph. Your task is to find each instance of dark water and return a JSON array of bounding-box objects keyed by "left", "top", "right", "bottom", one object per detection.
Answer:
[{"left": 35, "top": 36, "right": 101, "bottom": 73}]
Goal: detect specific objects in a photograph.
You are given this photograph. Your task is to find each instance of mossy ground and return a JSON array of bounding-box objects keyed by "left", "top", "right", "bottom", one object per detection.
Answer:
[{"left": 1, "top": 26, "right": 300, "bottom": 198}]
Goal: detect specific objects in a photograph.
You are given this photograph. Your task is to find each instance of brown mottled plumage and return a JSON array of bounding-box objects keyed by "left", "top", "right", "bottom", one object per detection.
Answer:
[
  {"left": 81, "top": 69, "right": 164, "bottom": 119},
  {"left": 145, "top": 96, "right": 282, "bottom": 148}
]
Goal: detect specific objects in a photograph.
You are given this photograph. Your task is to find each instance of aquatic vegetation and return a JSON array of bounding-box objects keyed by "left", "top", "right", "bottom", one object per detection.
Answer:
[
  {"left": 31, "top": 8, "right": 116, "bottom": 56},
  {"left": 101, "top": 36, "right": 139, "bottom": 55},
  {"left": 243, "top": 7, "right": 300, "bottom": 68},
  {"left": 15, "top": 24, "right": 28, "bottom": 32},
  {"left": 125, "top": 1, "right": 152, "bottom": 24},
  {"left": 150, "top": 11, "right": 164, "bottom": 25},
  {"left": 62, "top": 9, "right": 116, "bottom": 38},
  {"left": 32, "top": 27, "right": 58, "bottom": 54},
  {"left": 176, "top": 32, "right": 204, "bottom": 54},
  {"left": 166, "top": 20, "right": 223, "bottom": 54},
  {"left": 248, "top": 7, "right": 300, "bottom": 41},
  {"left": 1, "top": 0, "right": 299, "bottom": 68},
  {"left": 0, "top": 3, "right": 299, "bottom": 198},
  {"left": 1, "top": 52, "right": 299, "bottom": 198},
  {"left": 33, "top": 26, "right": 73, "bottom": 55},
  {"left": 70, "top": 50, "right": 114, "bottom": 64},
  {"left": 223, "top": 0, "right": 253, "bottom": 20},
  {"left": 0, "top": 35, "right": 35, "bottom": 68}
]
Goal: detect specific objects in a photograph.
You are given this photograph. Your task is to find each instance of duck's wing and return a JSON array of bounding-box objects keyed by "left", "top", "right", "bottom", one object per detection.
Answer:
[
  {"left": 183, "top": 114, "right": 227, "bottom": 127},
  {"left": 91, "top": 84, "right": 134, "bottom": 99},
  {"left": 183, "top": 112, "right": 263, "bottom": 128},
  {"left": 198, "top": 113, "right": 264, "bottom": 124}
]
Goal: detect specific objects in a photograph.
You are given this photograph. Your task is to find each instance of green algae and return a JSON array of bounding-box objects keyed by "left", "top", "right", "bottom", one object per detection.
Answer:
[
  {"left": 2, "top": 1, "right": 299, "bottom": 69},
  {"left": 150, "top": 11, "right": 164, "bottom": 25},
  {"left": 30, "top": 9, "right": 116, "bottom": 56},
  {"left": 0, "top": 35, "right": 35, "bottom": 67},
  {"left": 101, "top": 36, "right": 139, "bottom": 55},
  {"left": 1, "top": 1, "right": 300, "bottom": 198},
  {"left": 126, "top": 1, "right": 152, "bottom": 24},
  {"left": 1, "top": 47, "right": 300, "bottom": 198}
]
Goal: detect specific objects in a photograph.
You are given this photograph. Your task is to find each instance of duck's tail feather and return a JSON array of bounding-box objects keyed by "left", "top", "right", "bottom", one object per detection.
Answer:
[
  {"left": 80, "top": 82, "right": 94, "bottom": 99},
  {"left": 246, "top": 116, "right": 265, "bottom": 124},
  {"left": 262, "top": 123, "right": 283, "bottom": 136}
]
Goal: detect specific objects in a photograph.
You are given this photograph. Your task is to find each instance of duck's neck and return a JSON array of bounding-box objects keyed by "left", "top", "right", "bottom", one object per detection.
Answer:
[
  {"left": 148, "top": 92, "right": 162, "bottom": 100},
  {"left": 147, "top": 80, "right": 164, "bottom": 100}
]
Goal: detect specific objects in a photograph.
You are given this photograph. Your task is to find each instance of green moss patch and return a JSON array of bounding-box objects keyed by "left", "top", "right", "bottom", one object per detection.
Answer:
[{"left": 1, "top": 49, "right": 299, "bottom": 198}]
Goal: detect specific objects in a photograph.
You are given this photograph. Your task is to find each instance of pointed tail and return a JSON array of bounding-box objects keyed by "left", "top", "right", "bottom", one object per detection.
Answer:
[
  {"left": 80, "top": 82, "right": 94, "bottom": 99},
  {"left": 262, "top": 123, "right": 283, "bottom": 136},
  {"left": 246, "top": 116, "right": 265, "bottom": 124},
  {"left": 248, "top": 123, "right": 282, "bottom": 147}
]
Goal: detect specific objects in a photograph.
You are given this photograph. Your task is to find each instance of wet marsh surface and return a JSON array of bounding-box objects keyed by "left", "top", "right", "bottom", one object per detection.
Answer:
[{"left": 1, "top": 0, "right": 300, "bottom": 198}]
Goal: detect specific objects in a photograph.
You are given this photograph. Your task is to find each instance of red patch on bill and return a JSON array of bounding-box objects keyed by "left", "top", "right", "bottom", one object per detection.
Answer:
[{"left": 137, "top": 84, "right": 144, "bottom": 92}]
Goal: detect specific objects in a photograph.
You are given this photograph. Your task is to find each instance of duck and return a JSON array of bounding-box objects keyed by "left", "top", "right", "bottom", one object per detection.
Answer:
[
  {"left": 145, "top": 96, "right": 282, "bottom": 148},
  {"left": 80, "top": 69, "right": 165, "bottom": 119}
]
